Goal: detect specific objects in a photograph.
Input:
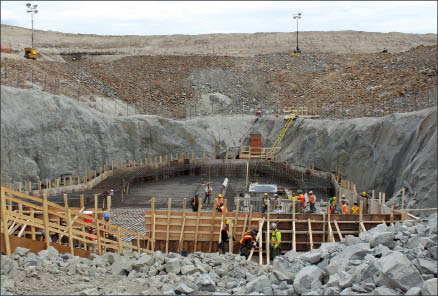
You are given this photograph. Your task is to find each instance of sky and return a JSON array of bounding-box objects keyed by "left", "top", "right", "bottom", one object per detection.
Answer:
[{"left": 1, "top": 1, "right": 437, "bottom": 36}]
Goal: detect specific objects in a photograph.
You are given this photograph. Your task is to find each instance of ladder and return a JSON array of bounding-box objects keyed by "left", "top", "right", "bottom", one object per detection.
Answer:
[{"left": 270, "top": 112, "right": 296, "bottom": 158}]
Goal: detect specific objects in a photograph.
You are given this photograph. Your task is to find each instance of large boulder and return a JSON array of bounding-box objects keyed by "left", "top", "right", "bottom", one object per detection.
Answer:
[
  {"left": 245, "top": 275, "right": 271, "bottom": 294},
  {"left": 414, "top": 258, "right": 438, "bottom": 275},
  {"left": 293, "top": 266, "right": 323, "bottom": 295},
  {"left": 0, "top": 257, "right": 17, "bottom": 277},
  {"left": 195, "top": 274, "right": 216, "bottom": 292},
  {"left": 378, "top": 251, "right": 424, "bottom": 291},
  {"left": 422, "top": 278, "right": 438, "bottom": 296},
  {"left": 272, "top": 255, "right": 306, "bottom": 283},
  {"left": 298, "top": 250, "right": 321, "bottom": 264},
  {"left": 164, "top": 258, "right": 181, "bottom": 274},
  {"left": 13, "top": 247, "right": 30, "bottom": 257}
]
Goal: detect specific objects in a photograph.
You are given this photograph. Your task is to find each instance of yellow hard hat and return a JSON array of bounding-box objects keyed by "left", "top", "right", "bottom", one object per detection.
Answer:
[
  {"left": 341, "top": 194, "right": 346, "bottom": 198},
  {"left": 226, "top": 219, "right": 230, "bottom": 225},
  {"left": 361, "top": 192, "right": 367, "bottom": 197},
  {"left": 309, "top": 191, "right": 313, "bottom": 194},
  {"left": 218, "top": 194, "right": 223, "bottom": 198},
  {"left": 264, "top": 193, "right": 268, "bottom": 196},
  {"left": 333, "top": 196, "right": 337, "bottom": 201}
]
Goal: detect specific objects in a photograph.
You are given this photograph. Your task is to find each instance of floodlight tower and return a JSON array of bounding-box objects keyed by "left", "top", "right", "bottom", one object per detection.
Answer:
[
  {"left": 26, "top": 3, "right": 38, "bottom": 48},
  {"left": 293, "top": 12, "right": 302, "bottom": 53}
]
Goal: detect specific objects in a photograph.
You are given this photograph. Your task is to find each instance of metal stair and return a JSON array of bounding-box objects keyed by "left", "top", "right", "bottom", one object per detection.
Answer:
[{"left": 270, "top": 112, "right": 296, "bottom": 158}]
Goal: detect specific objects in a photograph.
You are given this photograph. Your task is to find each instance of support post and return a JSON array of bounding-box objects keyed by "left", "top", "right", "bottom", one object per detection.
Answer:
[
  {"left": 117, "top": 226, "right": 122, "bottom": 252},
  {"left": 266, "top": 201, "right": 270, "bottom": 264},
  {"left": 333, "top": 220, "right": 343, "bottom": 241},
  {"left": 166, "top": 198, "right": 171, "bottom": 254},
  {"left": 43, "top": 194, "right": 50, "bottom": 249},
  {"left": 1, "top": 188, "right": 11, "bottom": 255},
  {"left": 67, "top": 208, "right": 74, "bottom": 255},
  {"left": 151, "top": 197, "right": 155, "bottom": 252},
  {"left": 178, "top": 198, "right": 187, "bottom": 253},
  {"left": 390, "top": 200, "right": 394, "bottom": 224},
  {"left": 292, "top": 200, "right": 296, "bottom": 251},
  {"left": 194, "top": 199, "right": 202, "bottom": 252},
  {"left": 209, "top": 199, "right": 217, "bottom": 252},
  {"left": 30, "top": 208, "right": 36, "bottom": 240},
  {"left": 322, "top": 213, "right": 326, "bottom": 242},
  {"left": 308, "top": 218, "right": 313, "bottom": 250},
  {"left": 359, "top": 199, "right": 364, "bottom": 233},
  {"left": 94, "top": 194, "right": 102, "bottom": 255}
]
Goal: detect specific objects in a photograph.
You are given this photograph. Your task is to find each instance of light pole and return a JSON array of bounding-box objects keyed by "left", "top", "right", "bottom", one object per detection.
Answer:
[
  {"left": 293, "top": 12, "right": 302, "bottom": 53},
  {"left": 26, "top": 3, "right": 38, "bottom": 48}
]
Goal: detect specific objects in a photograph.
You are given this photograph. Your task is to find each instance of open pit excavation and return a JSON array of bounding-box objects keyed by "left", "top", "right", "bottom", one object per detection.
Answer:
[{"left": 1, "top": 22, "right": 437, "bottom": 295}]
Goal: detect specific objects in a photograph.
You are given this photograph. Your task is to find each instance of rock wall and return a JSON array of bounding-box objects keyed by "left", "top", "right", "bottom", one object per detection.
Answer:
[
  {"left": 1, "top": 86, "right": 436, "bottom": 209},
  {"left": 276, "top": 108, "right": 437, "bottom": 209}
]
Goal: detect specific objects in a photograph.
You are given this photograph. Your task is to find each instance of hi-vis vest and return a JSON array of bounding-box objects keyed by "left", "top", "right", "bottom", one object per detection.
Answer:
[
  {"left": 240, "top": 232, "right": 254, "bottom": 245},
  {"left": 271, "top": 229, "right": 281, "bottom": 248},
  {"left": 216, "top": 198, "right": 224, "bottom": 208},
  {"left": 309, "top": 194, "right": 316, "bottom": 203},
  {"left": 351, "top": 206, "right": 360, "bottom": 214},
  {"left": 342, "top": 204, "right": 348, "bottom": 214}
]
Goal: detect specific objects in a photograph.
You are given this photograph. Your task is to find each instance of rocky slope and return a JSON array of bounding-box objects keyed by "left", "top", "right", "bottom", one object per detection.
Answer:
[
  {"left": 1, "top": 214, "right": 437, "bottom": 295},
  {"left": 1, "top": 86, "right": 436, "bottom": 210}
]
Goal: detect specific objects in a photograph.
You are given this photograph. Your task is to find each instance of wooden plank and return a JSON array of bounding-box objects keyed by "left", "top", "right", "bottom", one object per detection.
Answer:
[
  {"left": 67, "top": 208, "right": 74, "bottom": 255},
  {"left": 292, "top": 220, "right": 296, "bottom": 251},
  {"left": 333, "top": 220, "right": 343, "bottom": 241},
  {"left": 30, "top": 208, "right": 36, "bottom": 240},
  {"left": 17, "top": 224, "right": 27, "bottom": 237},
  {"left": 240, "top": 210, "right": 249, "bottom": 242},
  {"left": 117, "top": 226, "right": 122, "bottom": 252},
  {"left": 308, "top": 218, "right": 313, "bottom": 250},
  {"left": 229, "top": 218, "right": 233, "bottom": 254},
  {"left": 151, "top": 197, "right": 155, "bottom": 252},
  {"left": 178, "top": 198, "right": 187, "bottom": 253},
  {"left": 390, "top": 200, "right": 394, "bottom": 223},
  {"left": 94, "top": 194, "right": 102, "bottom": 255},
  {"left": 266, "top": 201, "right": 270, "bottom": 264},
  {"left": 208, "top": 199, "right": 216, "bottom": 252},
  {"left": 42, "top": 194, "right": 50, "bottom": 248},
  {"left": 360, "top": 222, "right": 367, "bottom": 232},
  {"left": 322, "top": 213, "right": 326, "bottom": 243},
  {"left": 259, "top": 217, "right": 263, "bottom": 265},
  {"left": 401, "top": 188, "right": 405, "bottom": 211},
  {"left": 166, "top": 198, "right": 171, "bottom": 254},
  {"left": 194, "top": 198, "right": 202, "bottom": 252}
]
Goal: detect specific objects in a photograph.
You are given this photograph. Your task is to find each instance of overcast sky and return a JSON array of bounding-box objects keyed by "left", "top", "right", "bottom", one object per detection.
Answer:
[{"left": 1, "top": 1, "right": 437, "bottom": 36}]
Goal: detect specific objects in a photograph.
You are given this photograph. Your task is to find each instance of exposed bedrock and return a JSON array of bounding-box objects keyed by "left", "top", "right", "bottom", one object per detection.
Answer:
[{"left": 1, "top": 86, "right": 436, "bottom": 210}]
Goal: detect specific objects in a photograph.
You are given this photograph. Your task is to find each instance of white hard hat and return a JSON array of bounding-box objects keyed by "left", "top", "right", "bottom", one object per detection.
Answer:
[
  {"left": 83, "top": 210, "right": 93, "bottom": 214},
  {"left": 270, "top": 222, "right": 277, "bottom": 229}
]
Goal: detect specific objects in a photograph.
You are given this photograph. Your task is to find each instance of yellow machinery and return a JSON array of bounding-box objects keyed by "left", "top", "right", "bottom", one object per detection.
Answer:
[{"left": 24, "top": 47, "right": 38, "bottom": 59}]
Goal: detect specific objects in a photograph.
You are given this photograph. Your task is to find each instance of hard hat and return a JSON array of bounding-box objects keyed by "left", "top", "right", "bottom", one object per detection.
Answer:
[
  {"left": 110, "top": 189, "right": 114, "bottom": 192},
  {"left": 41, "top": 230, "right": 46, "bottom": 236},
  {"left": 274, "top": 194, "right": 278, "bottom": 197},
  {"left": 264, "top": 193, "right": 268, "bottom": 196},
  {"left": 361, "top": 192, "right": 367, "bottom": 197},
  {"left": 297, "top": 189, "right": 303, "bottom": 194},
  {"left": 104, "top": 213, "right": 110, "bottom": 219},
  {"left": 333, "top": 196, "right": 337, "bottom": 201},
  {"left": 195, "top": 192, "right": 199, "bottom": 197},
  {"left": 84, "top": 210, "right": 93, "bottom": 214},
  {"left": 218, "top": 194, "right": 223, "bottom": 198},
  {"left": 270, "top": 222, "right": 277, "bottom": 229},
  {"left": 341, "top": 194, "right": 346, "bottom": 198},
  {"left": 309, "top": 191, "right": 313, "bottom": 194},
  {"left": 226, "top": 219, "right": 230, "bottom": 225}
]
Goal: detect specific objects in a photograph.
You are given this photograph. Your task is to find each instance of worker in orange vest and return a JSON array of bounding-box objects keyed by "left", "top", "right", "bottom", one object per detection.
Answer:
[
  {"left": 342, "top": 201, "right": 349, "bottom": 214},
  {"left": 327, "top": 197, "right": 334, "bottom": 214},
  {"left": 297, "top": 190, "right": 306, "bottom": 212},
  {"left": 351, "top": 202, "right": 360, "bottom": 215},
  {"left": 216, "top": 194, "right": 224, "bottom": 212},
  {"left": 240, "top": 228, "right": 258, "bottom": 259},
  {"left": 308, "top": 191, "right": 316, "bottom": 213}
]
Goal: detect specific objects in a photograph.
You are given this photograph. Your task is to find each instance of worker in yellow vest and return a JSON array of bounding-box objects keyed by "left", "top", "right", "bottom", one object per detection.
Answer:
[
  {"left": 351, "top": 202, "right": 360, "bottom": 214},
  {"left": 270, "top": 223, "right": 282, "bottom": 260}
]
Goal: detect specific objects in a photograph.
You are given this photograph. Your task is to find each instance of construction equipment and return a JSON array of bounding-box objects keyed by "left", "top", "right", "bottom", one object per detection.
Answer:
[
  {"left": 24, "top": 47, "right": 38, "bottom": 59},
  {"left": 269, "top": 109, "right": 297, "bottom": 158}
]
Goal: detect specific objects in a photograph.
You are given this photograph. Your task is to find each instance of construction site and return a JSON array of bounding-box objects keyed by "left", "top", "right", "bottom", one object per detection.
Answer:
[{"left": 1, "top": 8, "right": 438, "bottom": 296}]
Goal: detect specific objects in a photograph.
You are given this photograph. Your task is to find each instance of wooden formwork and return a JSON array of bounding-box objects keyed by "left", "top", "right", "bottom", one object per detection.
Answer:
[{"left": 143, "top": 207, "right": 404, "bottom": 260}]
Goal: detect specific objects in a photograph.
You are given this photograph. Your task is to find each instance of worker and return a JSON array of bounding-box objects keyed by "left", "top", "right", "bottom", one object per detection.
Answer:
[
  {"left": 361, "top": 192, "right": 368, "bottom": 199},
  {"left": 40, "top": 230, "right": 52, "bottom": 243},
  {"left": 270, "top": 223, "right": 282, "bottom": 260},
  {"left": 240, "top": 228, "right": 258, "bottom": 259},
  {"left": 103, "top": 213, "right": 110, "bottom": 223},
  {"left": 340, "top": 194, "right": 347, "bottom": 204},
  {"left": 216, "top": 194, "right": 224, "bottom": 212},
  {"left": 274, "top": 194, "right": 282, "bottom": 214},
  {"left": 342, "top": 200, "right": 349, "bottom": 214},
  {"left": 191, "top": 192, "right": 200, "bottom": 212},
  {"left": 297, "top": 190, "right": 306, "bottom": 213},
  {"left": 308, "top": 191, "right": 316, "bottom": 213},
  {"left": 218, "top": 220, "right": 235, "bottom": 254},
  {"left": 331, "top": 196, "right": 337, "bottom": 212},
  {"left": 327, "top": 197, "right": 334, "bottom": 214},
  {"left": 261, "top": 193, "right": 269, "bottom": 214},
  {"left": 203, "top": 182, "right": 213, "bottom": 206},
  {"left": 288, "top": 191, "right": 298, "bottom": 212},
  {"left": 351, "top": 202, "right": 360, "bottom": 215}
]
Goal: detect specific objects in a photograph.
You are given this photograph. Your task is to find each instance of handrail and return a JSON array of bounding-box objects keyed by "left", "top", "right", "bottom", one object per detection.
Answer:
[{"left": 1, "top": 186, "right": 153, "bottom": 256}]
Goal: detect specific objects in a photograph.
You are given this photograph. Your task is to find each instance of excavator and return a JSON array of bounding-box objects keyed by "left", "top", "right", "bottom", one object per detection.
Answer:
[{"left": 24, "top": 47, "right": 38, "bottom": 59}]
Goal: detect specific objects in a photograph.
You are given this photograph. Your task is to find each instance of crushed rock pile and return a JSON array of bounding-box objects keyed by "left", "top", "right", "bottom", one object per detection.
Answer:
[{"left": 1, "top": 214, "right": 437, "bottom": 295}]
